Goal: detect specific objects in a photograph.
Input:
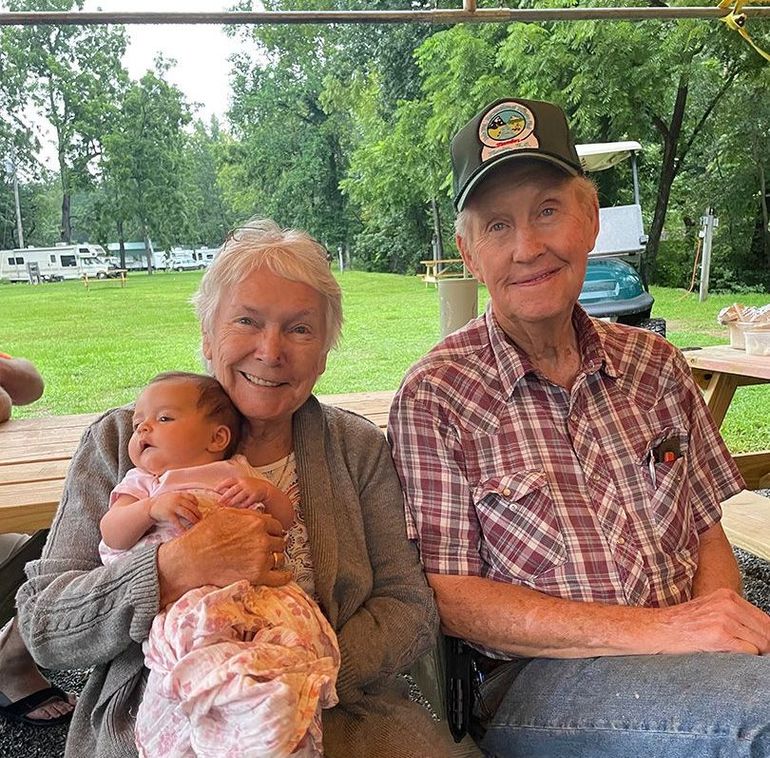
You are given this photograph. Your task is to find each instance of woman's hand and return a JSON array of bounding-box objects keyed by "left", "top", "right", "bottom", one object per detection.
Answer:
[{"left": 156, "top": 508, "right": 291, "bottom": 606}]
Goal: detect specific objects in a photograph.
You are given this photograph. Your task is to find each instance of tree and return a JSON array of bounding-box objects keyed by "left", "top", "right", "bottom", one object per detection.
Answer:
[
  {"left": 2, "top": 0, "right": 128, "bottom": 242},
  {"left": 342, "top": 23, "right": 511, "bottom": 270},
  {"left": 100, "top": 67, "right": 192, "bottom": 270},
  {"left": 346, "top": 8, "right": 769, "bottom": 278},
  {"left": 225, "top": 0, "right": 451, "bottom": 265},
  {"left": 181, "top": 118, "right": 232, "bottom": 248},
  {"left": 225, "top": 35, "right": 354, "bottom": 251},
  {"left": 685, "top": 66, "right": 770, "bottom": 286}
]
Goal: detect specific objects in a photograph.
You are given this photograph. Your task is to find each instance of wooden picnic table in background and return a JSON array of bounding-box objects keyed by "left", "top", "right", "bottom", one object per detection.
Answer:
[
  {"left": 684, "top": 345, "right": 770, "bottom": 490},
  {"left": 82, "top": 268, "right": 128, "bottom": 289},
  {"left": 419, "top": 258, "right": 470, "bottom": 285},
  {"left": 0, "top": 391, "right": 394, "bottom": 534}
]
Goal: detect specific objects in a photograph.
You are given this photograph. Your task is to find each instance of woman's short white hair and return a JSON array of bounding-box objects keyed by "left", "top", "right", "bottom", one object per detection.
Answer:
[{"left": 192, "top": 218, "right": 343, "bottom": 351}]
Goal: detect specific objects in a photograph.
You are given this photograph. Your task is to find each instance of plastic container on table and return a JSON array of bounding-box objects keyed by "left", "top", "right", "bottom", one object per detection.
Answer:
[
  {"left": 727, "top": 321, "right": 752, "bottom": 350},
  {"left": 744, "top": 325, "right": 770, "bottom": 357}
]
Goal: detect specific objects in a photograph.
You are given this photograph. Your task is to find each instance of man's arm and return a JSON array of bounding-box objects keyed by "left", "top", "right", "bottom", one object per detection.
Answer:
[
  {"left": 691, "top": 522, "right": 742, "bottom": 597},
  {"left": 429, "top": 571, "right": 770, "bottom": 658}
]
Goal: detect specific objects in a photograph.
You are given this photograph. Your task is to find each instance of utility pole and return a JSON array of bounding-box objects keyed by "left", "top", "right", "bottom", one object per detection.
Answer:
[
  {"left": 699, "top": 207, "right": 718, "bottom": 302},
  {"left": 12, "top": 166, "right": 24, "bottom": 249},
  {"left": 4, "top": 154, "right": 24, "bottom": 248}
]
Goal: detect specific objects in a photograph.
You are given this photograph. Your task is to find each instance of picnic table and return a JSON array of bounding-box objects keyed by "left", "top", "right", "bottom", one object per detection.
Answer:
[
  {"left": 419, "top": 258, "right": 470, "bottom": 285},
  {"left": 0, "top": 391, "right": 394, "bottom": 535},
  {"left": 684, "top": 345, "right": 770, "bottom": 490},
  {"left": 2, "top": 384, "right": 770, "bottom": 561},
  {"left": 82, "top": 268, "right": 128, "bottom": 289}
]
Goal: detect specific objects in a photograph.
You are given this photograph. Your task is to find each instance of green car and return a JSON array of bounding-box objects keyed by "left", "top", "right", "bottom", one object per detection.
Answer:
[{"left": 576, "top": 142, "right": 664, "bottom": 336}]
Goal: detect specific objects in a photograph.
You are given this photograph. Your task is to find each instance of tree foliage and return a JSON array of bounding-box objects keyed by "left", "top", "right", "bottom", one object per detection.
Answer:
[
  {"left": 2, "top": 0, "right": 128, "bottom": 242},
  {"left": 1, "top": 3, "right": 769, "bottom": 288},
  {"left": 100, "top": 67, "right": 193, "bottom": 265}
]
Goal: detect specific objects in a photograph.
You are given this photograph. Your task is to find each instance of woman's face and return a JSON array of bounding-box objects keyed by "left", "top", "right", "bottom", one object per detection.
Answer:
[{"left": 202, "top": 266, "right": 329, "bottom": 429}]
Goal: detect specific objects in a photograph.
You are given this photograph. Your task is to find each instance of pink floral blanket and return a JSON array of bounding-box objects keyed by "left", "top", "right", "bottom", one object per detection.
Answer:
[{"left": 135, "top": 580, "right": 340, "bottom": 757}]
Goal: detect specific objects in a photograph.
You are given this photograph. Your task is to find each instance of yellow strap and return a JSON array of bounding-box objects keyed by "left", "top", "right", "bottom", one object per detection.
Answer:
[{"left": 719, "top": 0, "right": 770, "bottom": 62}]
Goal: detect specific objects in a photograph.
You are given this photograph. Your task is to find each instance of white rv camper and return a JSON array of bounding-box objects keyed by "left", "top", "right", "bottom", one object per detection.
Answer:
[
  {"left": 191, "top": 248, "right": 218, "bottom": 268},
  {"left": 0, "top": 244, "right": 111, "bottom": 283}
]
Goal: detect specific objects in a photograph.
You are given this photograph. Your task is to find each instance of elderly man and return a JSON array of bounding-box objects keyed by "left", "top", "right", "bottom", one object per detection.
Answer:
[{"left": 389, "top": 98, "right": 770, "bottom": 756}]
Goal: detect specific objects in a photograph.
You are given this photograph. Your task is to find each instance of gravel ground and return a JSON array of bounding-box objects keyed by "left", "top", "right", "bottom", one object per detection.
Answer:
[{"left": 4, "top": 526, "right": 770, "bottom": 758}]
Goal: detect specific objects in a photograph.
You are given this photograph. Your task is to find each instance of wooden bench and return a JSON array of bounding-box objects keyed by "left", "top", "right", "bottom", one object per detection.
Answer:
[
  {"left": 3, "top": 390, "right": 770, "bottom": 559},
  {"left": 721, "top": 489, "right": 770, "bottom": 561}
]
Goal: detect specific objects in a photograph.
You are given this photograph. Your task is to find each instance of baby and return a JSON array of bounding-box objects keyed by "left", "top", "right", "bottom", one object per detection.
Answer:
[{"left": 99, "top": 372, "right": 339, "bottom": 758}]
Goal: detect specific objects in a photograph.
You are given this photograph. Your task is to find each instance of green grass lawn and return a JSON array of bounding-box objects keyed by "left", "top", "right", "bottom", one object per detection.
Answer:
[{"left": 1, "top": 272, "right": 768, "bottom": 452}]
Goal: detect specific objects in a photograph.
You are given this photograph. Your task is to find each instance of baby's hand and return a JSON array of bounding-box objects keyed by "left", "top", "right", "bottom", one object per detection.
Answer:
[
  {"left": 217, "top": 477, "right": 271, "bottom": 509},
  {"left": 148, "top": 492, "right": 201, "bottom": 531}
]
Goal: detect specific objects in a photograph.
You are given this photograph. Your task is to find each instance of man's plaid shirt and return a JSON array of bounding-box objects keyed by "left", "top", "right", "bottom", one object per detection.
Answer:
[{"left": 389, "top": 305, "right": 744, "bottom": 612}]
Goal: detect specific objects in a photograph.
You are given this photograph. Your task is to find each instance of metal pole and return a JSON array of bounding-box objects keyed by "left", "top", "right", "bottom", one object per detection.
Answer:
[
  {"left": 699, "top": 207, "right": 716, "bottom": 302},
  {"left": 1, "top": 7, "right": 769, "bottom": 26},
  {"left": 631, "top": 153, "right": 641, "bottom": 206}
]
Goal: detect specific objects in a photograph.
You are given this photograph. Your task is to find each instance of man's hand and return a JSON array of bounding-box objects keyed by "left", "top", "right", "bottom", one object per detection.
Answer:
[
  {"left": 0, "top": 386, "right": 11, "bottom": 424},
  {"left": 654, "top": 587, "right": 770, "bottom": 655},
  {"left": 148, "top": 492, "right": 201, "bottom": 532},
  {"left": 157, "top": 508, "right": 290, "bottom": 606}
]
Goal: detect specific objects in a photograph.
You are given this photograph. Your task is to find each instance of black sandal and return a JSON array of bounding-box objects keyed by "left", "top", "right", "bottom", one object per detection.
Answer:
[{"left": 0, "top": 685, "right": 74, "bottom": 727}]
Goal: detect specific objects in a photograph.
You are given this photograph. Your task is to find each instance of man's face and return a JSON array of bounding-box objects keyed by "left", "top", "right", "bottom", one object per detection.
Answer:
[{"left": 457, "top": 163, "right": 599, "bottom": 337}]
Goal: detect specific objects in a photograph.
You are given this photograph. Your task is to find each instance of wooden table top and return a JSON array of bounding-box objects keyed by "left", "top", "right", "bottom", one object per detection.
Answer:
[
  {"left": 0, "top": 390, "right": 395, "bottom": 533},
  {"left": 4, "top": 386, "right": 770, "bottom": 560},
  {"left": 683, "top": 345, "right": 770, "bottom": 381}
]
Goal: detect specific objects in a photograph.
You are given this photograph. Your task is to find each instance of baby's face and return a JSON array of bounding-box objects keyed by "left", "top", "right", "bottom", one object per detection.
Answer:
[{"left": 128, "top": 380, "right": 226, "bottom": 476}]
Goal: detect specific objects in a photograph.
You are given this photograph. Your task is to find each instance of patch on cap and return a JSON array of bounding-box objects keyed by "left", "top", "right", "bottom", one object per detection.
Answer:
[{"left": 479, "top": 101, "right": 539, "bottom": 162}]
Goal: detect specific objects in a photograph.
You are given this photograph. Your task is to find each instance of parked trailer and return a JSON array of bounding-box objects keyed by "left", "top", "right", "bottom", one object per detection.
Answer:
[
  {"left": 106, "top": 241, "right": 156, "bottom": 271},
  {"left": 0, "top": 244, "right": 111, "bottom": 283}
]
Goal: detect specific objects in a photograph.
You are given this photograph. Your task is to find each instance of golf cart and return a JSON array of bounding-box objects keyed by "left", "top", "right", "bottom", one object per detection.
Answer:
[{"left": 575, "top": 141, "right": 665, "bottom": 336}]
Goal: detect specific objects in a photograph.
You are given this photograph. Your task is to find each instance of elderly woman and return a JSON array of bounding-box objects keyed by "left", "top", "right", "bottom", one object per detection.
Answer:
[{"left": 16, "top": 219, "right": 448, "bottom": 757}]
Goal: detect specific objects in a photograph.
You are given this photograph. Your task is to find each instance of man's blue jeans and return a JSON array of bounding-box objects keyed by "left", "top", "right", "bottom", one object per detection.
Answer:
[{"left": 480, "top": 653, "right": 770, "bottom": 757}]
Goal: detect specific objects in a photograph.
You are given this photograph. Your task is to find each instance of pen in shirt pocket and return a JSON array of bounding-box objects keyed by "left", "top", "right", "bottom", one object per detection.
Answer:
[{"left": 648, "top": 438, "right": 682, "bottom": 487}]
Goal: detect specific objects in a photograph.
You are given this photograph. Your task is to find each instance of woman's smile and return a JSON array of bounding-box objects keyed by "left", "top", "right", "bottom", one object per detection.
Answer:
[{"left": 240, "top": 371, "right": 284, "bottom": 388}]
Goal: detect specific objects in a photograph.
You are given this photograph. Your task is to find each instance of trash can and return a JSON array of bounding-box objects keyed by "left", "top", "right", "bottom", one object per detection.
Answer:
[{"left": 438, "top": 278, "right": 478, "bottom": 339}]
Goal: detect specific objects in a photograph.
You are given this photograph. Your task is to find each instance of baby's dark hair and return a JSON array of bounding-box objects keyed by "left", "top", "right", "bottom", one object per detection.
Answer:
[{"left": 147, "top": 371, "right": 242, "bottom": 457}]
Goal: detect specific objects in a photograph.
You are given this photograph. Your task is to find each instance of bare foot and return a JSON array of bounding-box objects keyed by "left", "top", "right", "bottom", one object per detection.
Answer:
[{"left": 0, "top": 619, "right": 76, "bottom": 721}]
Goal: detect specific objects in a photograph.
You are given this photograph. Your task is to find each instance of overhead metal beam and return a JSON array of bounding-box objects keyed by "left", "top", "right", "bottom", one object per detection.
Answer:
[{"left": 0, "top": 7, "right": 769, "bottom": 26}]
